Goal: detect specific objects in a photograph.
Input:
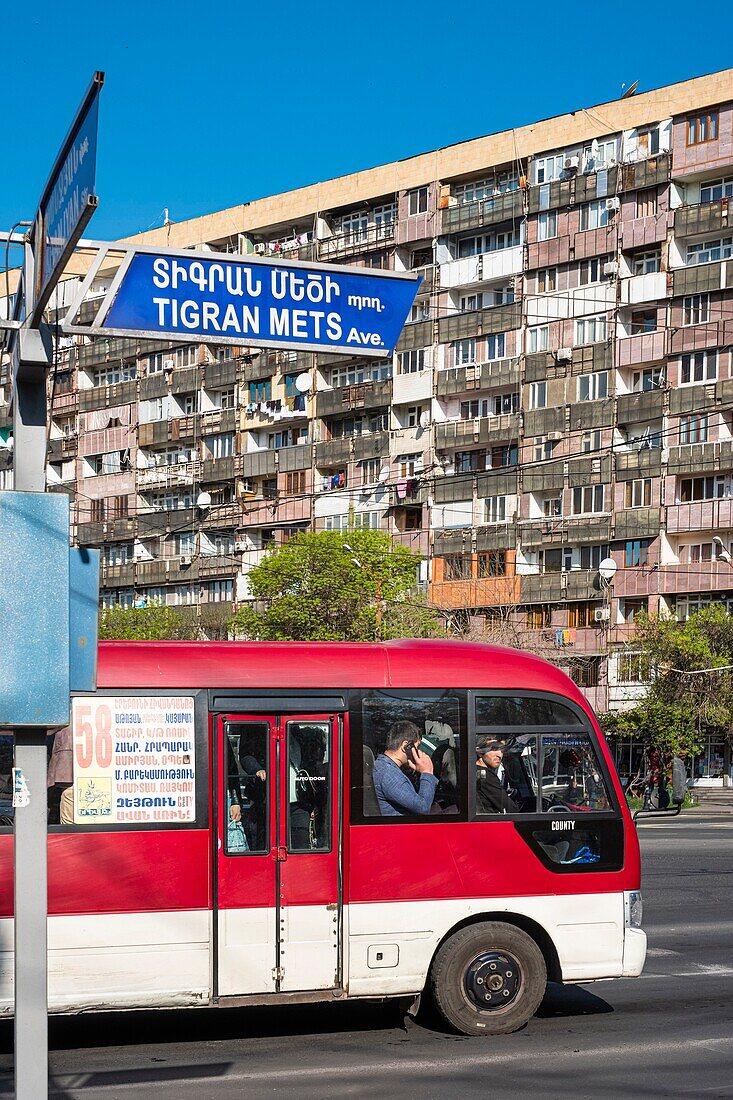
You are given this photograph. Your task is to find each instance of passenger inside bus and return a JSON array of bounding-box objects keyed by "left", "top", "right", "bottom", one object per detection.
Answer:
[
  {"left": 288, "top": 721, "right": 330, "bottom": 851},
  {"left": 226, "top": 723, "right": 268, "bottom": 852},
  {"left": 475, "top": 738, "right": 518, "bottom": 814},
  {"left": 372, "top": 721, "right": 438, "bottom": 816}
]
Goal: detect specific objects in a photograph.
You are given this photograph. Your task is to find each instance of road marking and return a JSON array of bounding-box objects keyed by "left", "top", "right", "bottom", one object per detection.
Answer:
[
  {"left": 45, "top": 1034, "right": 733, "bottom": 1092},
  {"left": 640, "top": 966, "right": 733, "bottom": 979},
  {"left": 646, "top": 920, "right": 733, "bottom": 934},
  {"left": 646, "top": 947, "right": 681, "bottom": 957}
]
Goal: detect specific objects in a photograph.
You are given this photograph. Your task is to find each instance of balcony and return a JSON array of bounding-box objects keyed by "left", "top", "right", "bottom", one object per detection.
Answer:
[
  {"left": 441, "top": 190, "right": 523, "bottom": 234},
  {"left": 613, "top": 507, "right": 661, "bottom": 540},
  {"left": 437, "top": 301, "right": 522, "bottom": 344},
  {"left": 667, "top": 439, "right": 733, "bottom": 474},
  {"left": 620, "top": 152, "right": 670, "bottom": 191},
  {"left": 137, "top": 460, "right": 202, "bottom": 490},
  {"left": 78, "top": 379, "right": 137, "bottom": 412},
  {"left": 429, "top": 576, "right": 521, "bottom": 609},
  {"left": 436, "top": 358, "right": 520, "bottom": 398},
  {"left": 392, "top": 369, "right": 433, "bottom": 405},
  {"left": 621, "top": 272, "right": 668, "bottom": 305},
  {"left": 616, "top": 331, "right": 666, "bottom": 368},
  {"left": 315, "top": 378, "right": 392, "bottom": 418},
  {"left": 318, "top": 223, "right": 395, "bottom": 260},
  {"left": 671, "top": 261, "right": 725, "bottom": 297},
  {"left": 435, "top": 413, "right": 519, "bottom": 450},
  {"left": 520, "top": 570, "right": 602, "bottom": 604},
  {"left": 674, "top": 200, "right": 731, "bottom": 238},
  {"left": 76, "top": 336, "right": 138, "bottom": 369},
  {"left": 440, "top": 246, "right": 523, "bottom": 289},
  {"left": 315, "top": 437, "right": 351, "bottom": 467},
  {"left": 520, "top": 516, "right": 612, "bottom": 548},
  {"left": 615, "top": 449, "right": 662, "bottom": 479},
  {"left": 616, "top": 388, "right": 664, "bottom": 424}
]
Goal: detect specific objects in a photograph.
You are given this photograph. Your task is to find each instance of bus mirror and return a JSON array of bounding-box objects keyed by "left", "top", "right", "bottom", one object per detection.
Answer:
[{"left": 671, "top": 757, "right": 687, "bottom": 806}]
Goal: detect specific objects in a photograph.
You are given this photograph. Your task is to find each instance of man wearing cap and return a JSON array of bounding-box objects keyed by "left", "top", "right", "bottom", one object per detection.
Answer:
[{"left": 476, "top": 737, "right": 518, "bottom": 814}]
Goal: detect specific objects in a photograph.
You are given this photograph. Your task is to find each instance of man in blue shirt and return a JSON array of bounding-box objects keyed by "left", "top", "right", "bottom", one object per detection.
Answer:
[{"left": 372, "top": 720, "right": 438, "bottom": 816}]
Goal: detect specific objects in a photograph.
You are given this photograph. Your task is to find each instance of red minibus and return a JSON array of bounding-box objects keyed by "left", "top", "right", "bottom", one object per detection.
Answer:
[{"left": 0, "top": 638, "right": 645, "bottom": 1035}]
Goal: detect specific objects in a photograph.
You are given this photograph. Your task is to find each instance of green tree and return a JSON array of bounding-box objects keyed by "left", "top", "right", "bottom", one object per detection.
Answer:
[
  {"left": 99, "top": 605, "right": 194, "bottom": 641},
  {"left": 228, "top": 529, "right": 443, "bottom": 642},
  {"left": 598, "top": 603, "right": 733, "bottom": 757}
]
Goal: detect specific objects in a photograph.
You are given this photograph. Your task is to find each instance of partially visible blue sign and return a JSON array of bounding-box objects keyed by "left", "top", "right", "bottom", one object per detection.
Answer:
[
  {"left": 35, "top": 72, "right": 103, "bottom": 313},
  {"left": 101, "top": 250, "right": 422, "bottom": 357}
]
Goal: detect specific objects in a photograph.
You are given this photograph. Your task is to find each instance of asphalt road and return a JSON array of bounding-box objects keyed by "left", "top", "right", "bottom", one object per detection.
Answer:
[{"left": 1, "top": 813, "right": 731, "bottom": 1100}]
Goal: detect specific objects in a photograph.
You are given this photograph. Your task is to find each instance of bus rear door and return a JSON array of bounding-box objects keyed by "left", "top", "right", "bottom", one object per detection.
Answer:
[{"left": 216, "top": 713, "right": 341, "bottom": 997}]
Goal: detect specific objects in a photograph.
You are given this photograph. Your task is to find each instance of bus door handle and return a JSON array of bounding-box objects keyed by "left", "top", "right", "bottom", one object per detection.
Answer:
[{"left": 276, "top": 846, "right": 288, "bottom": 862}]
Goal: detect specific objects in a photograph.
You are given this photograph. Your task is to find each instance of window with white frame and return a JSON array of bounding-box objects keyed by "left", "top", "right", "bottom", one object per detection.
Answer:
[
  {"left": 485, "top": 495, "right": 508, "bottom": 523},
  {"left": 373, "top": 203, "right": 396, "bottom": 237},
  {"left": 682, "top": 294, "right": 711, "bottom": 326},
  {"left": 577, "top": 371, "right": 608, "bottom": 401},
  {"left": 208, "top": 579, "right": 234, "bottom": 602},
  {"left": 534, "top": 436, "right": 556, "bottom": 461},
  {"left": 338, "top": 210, "right": 368, "bottom": 243},
  {"left": 582, "top": 429, "right": 602, "bottom": 452},
  {"left": 93, "top": 362, "right": 136, "bottom": 387},
  {"left": 528, "top": 381, "right": 547, "bottom": 409},
  {"left": 687, "top": 237, "right": 733, "bottom": 265},
  {"left": 208, "top": 432, "right": 235, "bottom": 459},
  {"left": 542, "top": 494, "right": 562, "bottom": 517},
  {"left": 151, "top": 490, "right": 194, "bottom": 511},
  {"left": 360, "top": 458, "right": 381, "bottom": 484},
  {"left": 625, "top": 479, "right": 652, "bottom": 508},
  {"left": 460, "top": 291, "right": 487, "bottom": 312},
  {"left": 408, "top": 186, "right": 428, "bottom": 216},
  {"left": 527, "top": 325, "right": 549, "bottom": 353},
  {"left": 679, "top": 413, "right": 708, "bottom": 444},
  {"left": 149, "top": 346, "right": 197, "bottom": 372},
  {"left": 579, "top": 199, "right": 610, "bottom": 232},
  {"left": 538, "top": 211, "right": 557, "bottom": 241},
  {"left": 491, "top": 285, "right": 515, "bottom": 305},
  {"left": 174, "top": 531, "right": 196, "bottom": 556},
  {"left": 268, "top": 427, "right": 308, "bottom": 448},
  {"left": 583, "top": 138, "right": 617, "bottom": 170},
  {"left": 458, "top": 227, "right": 520, "bottom": 257},
  {"left": 454, "top": 338, "right": 476, "bottom": 366},
  {"left": 632, "top": 248, "right": 661, "bottom": 275},
  {"left": 579, "top": 256, "right": 609, "bottom": 285},
  {"left": 632, "top": 367, "right": 664, "bottom": 392},
  {"left": 681, "top": 350, "right": 717, "bottom": 383},
  {"left": 395, "top": 453, "right": 422, "bottom": 477},
  {"left": 331, "top": 362, "right": 391, "bottom": 387},
  {"left": 460, "top": 399, "right": 488, "bottom": 420},
  {"left": 398, "top": 349, "right": 426, "bottom": 374},
  {"left": 678, "top": 475, "right": 725, "bottom": 502},
  {"left": 486, "top": 332, "right": 506, "bottom": 360},
  {"left": 535, "top": 153, "right": 564, "bottom": 184},
  {"left": 215, "top": 387, "right": 236, "bottom": 409},
  {"left": 575, "top": 315, "right": 607, "bottom": 344},
  {"left": 103, "top": 543, "right": 134, "bottom": 566},
  {"left": 700, "top": 177, "right": 733, "bottom": 204},
  {"left": 572, "top": 485, "right": 605, "bottom": 514}
]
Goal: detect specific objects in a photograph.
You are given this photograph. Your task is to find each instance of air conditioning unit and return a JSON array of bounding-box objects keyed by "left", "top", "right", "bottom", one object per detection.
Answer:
[
  {"left": 254, "top": 243, "right": 267, "bottom": 254},
  {"left": 564, "top": 155, "right": 580, "bottom": 171},
  {"left": 603, "top": 260, "right": 619, "bottom": 277},
  {"left": 594, "top": 607, "right": 610, "bottom": 623},
  {"left": 555, "top": 347, "right": 573, "bottom": 363},
  {"left": 547, "top": 431, "right": 563, "bottom": 441},
  {"left": 180, "top": 555, "right": 193, "bottom": 567},
  {"left": 605, "top": 197, "right": 620, "bottom": 213},
  {"left": 163, "top": 359, "right": 175, "bottom": 371}
]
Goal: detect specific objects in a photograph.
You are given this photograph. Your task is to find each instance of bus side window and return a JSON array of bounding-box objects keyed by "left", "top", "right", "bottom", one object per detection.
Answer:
[
  {"left": 355, "top": 690, "right": 465, "bottom": 820},
  {"left": 0, "top": 735, "right": 14, "bottom": 826},
  {"left": 47, "top": 726, "right": 73, "bottom": 825},
  {"left": 475, "top": 735, "right": 539, "bottom": 816}
]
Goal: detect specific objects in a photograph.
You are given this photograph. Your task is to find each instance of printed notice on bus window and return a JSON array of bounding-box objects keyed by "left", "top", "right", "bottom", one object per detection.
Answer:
[{"left": 71, "top": 697, "right": 196, "bottom": 824}]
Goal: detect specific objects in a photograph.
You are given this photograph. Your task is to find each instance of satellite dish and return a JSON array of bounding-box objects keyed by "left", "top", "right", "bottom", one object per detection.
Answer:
[
  {"left": 378, "top": 466, "right": 391, "bottom": 483},
  {"left": 620, "top": 80, "right": 639, "bottom": 99},
  {"left": 419, "top": 410, "right": 431, "bottom": 429},
  {"left": 598, "top": 557, "right": 617, "bottom": 581},
  {"left": 294, "top": 373, "right": 312, "bottom": 393},
  {"left": 196, "top": 491, "right": 212, "bottom": 510}
]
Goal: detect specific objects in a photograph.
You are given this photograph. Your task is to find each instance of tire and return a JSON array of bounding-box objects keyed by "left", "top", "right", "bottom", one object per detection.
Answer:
[{"left": 430, "top": 921, "right": 547, "bottom": 1036}]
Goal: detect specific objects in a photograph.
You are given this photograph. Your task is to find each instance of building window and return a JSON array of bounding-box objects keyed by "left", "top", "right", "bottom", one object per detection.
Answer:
[
  {"left": 408, "top": 186, "right": 428, "bottom": 216},
  {"left": 618, "top": 653, "right": 651, "bottom": 683},
  {"left": 542, "top": 495, "right": 562, "bottom": 517},
  {"left": 625, "top": 539, "right": 650, "bottom": 567},
  {"left": 535, "top": 154, "right": 564, "bottom": 184},
  {"left": 528, "top": 381, "right": 547, "bottom": 410},
  {"left": 567, "top": 603, "right": 598, "bottom": 628},
  {"left": 636, "top": 127, "right": 660, "bottom": 158},
  {"left": 527, "top": 326, "right": 549, "bottom": 354},
  {"left": 687, "top": 112, "right": 719, "bottom": 146},
  {"left": 630, "top": 309, "right": 657, "bottom": 335},
  {"left": 405, "top": 405, "right": 424, "bottom": 428},
  {"left": 582, "top": 430, "right": 602, "bottom": 452},
  {"left": 374, "top": 203, "right": 396, "bottom": 237},
  {"left": 93, "top": 362, "right": 136, "bottom": 387},
  {"left": 681, "top": 350, "right": 717, "bottom": 383},
  {"left": 679, "top": 413, "right": 708, "bottom": 445},
  {"left": 478, "top": 550, "right": 506, "bottom": 578},
  {"left": 538, "top": 211, "right": 557, "bottom": 241},
  {"left": 443, "top": 554, "right": 471, "bottom": 581},
  {"left": 632, "top": 248, "right": 661, "bottom": 275},
  {"left": 359, "top": 458, "right": 381, "bottom": 485},
  {"left": 331, "top": 362, "right": 390, "bottom": 388},
  {"left": 572, "top": 485, "right": 605, "bottom": 514},
  {"left": 575, "top": 315, "right": 607, "bottom": 344},
  {"left": 454, "top": 338, "right": 476, "bottom": 366},
  {"left": 700, "top": 177, "right": 733, "bottom": 204},
  {"left": 579, "top": 199, "right": 610, "bottom": 232},
  {"left": 218, "top": 387, "right": 236, "bottom": 409},
  {"left": 583, "top": 138, "right": 617, "bottom": 170},
  {"left": 636, "top": 188, "right": 658, "bottom": 218},
  {"left": 486, "top": 333, "right": 506, "bottom": 361},
  {"left": 571, "top": 657, "right": 602, "bottom": 689},
  {"left": 249, "top": 380, "right": 271, "bottom": 403},
  {"left": 209, "top": 433, "right": 235, "bottom": 459},
  {"left": 632, "top": 367, "right": 664, "bottom": 392},
  {"left": 678, "top": 475, "right": 725, "bottom": 502},
  {"left": 285, "top": 470, "right": 305, "bottom": 494},
  {"left": 625, "top": 479, "right": 652, "bottom": 508},
  {"left": 536, "top": 267, "right": 557, "bottom": 293},
  {"left": 485, "top": 496, "right": 508, "bottom": 523},
  {"left": 579, "top": 257, "right": 607, "bottom": 285},
  {"left": 268, "top": 427, "right": 308, "bottom": 449},
  {"left": 577, "top": 371, "right": 608, "bottom": 401},
  {"left": 687, "top": 237, "right": 733, "bottom": 265},
  {"left": 534, "top": 436, "right": 555, "bottom": 461},
  {"left": 398, "top": 349, "right": 426, "bottom": 374},
  {"left": 682, "top": 294, "right": 711, "bottom": 326},
  {"left": 395, "top": 453, "right": 421, "bottom": 478}
]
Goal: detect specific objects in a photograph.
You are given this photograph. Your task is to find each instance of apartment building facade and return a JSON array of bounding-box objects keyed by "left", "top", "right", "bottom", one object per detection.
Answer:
[{"left": 1, "top": 68, "right": 731, "bottom": 778}]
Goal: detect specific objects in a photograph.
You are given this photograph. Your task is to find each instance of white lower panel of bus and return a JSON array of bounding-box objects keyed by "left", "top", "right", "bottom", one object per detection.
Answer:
[
  {"left": 217, "top": 904, "right": 338, "bottom": 995},
  {"left": 0, "top": 910, "right": 211, "bottom": 1015},
  {"left": 346, "top": 892, "right": 637, "bottom": 997}
]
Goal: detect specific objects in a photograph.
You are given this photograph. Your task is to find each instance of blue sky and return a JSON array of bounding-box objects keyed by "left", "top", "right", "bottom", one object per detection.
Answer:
[{"left": 4, "top": 0, "right": 730, "bottom": 244}]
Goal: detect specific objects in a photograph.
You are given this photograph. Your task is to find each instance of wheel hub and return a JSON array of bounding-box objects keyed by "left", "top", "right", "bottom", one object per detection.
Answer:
[{"left": 464, "top": 951, "right": 521, "bottom": 1011}]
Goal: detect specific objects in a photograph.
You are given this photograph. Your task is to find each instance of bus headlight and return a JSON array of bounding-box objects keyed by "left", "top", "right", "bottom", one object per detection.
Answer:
[{"left": 624, "top": 890, "right": 643, "bottom": 928}]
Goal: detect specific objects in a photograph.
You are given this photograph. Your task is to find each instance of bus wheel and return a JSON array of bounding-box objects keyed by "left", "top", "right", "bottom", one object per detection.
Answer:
[{"left": 430, "top": 921, "right": 546, "bottom": 1036}]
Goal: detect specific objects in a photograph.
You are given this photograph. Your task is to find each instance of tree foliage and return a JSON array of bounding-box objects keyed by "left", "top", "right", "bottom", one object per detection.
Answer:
[
  {"left": 598, "top": 604, "right": 733, "bottom": 756},
  {"left": 99, "top": 603, "right": 231, "bottom": 641},
  {"left": 228, "top": 529, "right": 443, "bottom": 642}
]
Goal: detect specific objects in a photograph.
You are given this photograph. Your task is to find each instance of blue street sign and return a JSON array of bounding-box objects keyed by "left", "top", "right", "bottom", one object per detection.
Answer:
[
  {"left": 100, "top": 249, "right": 422, "bottom": 357},
  {"left": 33, "top": 72, "right": 104, "bottom": 319}
]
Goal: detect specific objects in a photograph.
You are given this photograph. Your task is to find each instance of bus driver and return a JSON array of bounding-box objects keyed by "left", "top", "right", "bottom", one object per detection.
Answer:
[{"left": 372, "top": 720, "right": 438, "bottom": 816}]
